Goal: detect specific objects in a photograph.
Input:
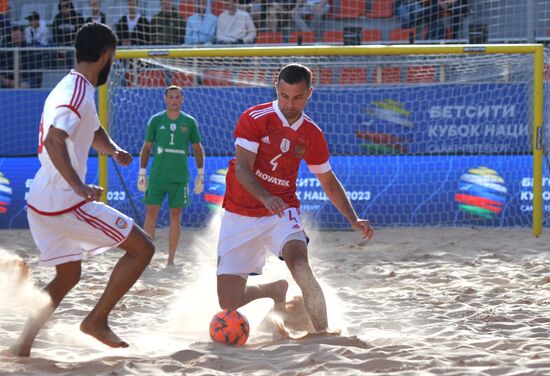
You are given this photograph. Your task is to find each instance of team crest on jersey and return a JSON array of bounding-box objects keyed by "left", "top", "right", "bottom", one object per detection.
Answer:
[
  {"left": 170, "top": 123, "right": 176, "bottom": 132},
  {"left": 294, "top": 143, "right": 306, "bottom": 159},
  {"left": 280, "top": 138, "right": 290, "bottom": 153},
  {"left": 115, "top": 217, "right": 128, "bottom": 229}
]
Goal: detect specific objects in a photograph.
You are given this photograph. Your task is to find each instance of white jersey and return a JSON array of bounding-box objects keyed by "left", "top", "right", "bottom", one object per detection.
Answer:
[{"left": 27, "top": 70, "right": 100, "bottom": 214}]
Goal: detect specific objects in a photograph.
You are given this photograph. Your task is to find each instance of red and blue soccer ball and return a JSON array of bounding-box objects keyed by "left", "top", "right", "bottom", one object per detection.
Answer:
[{"left": 209, "top": 309, "right": 250, "bottom": 346}]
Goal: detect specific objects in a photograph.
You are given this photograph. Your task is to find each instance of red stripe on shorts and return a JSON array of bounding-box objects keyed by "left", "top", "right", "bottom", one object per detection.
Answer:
[{"left": 74, "top": 208, "right": 124, "bottom": 243}]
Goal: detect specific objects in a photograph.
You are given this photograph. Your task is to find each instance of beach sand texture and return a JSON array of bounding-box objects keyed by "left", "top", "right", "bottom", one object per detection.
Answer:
[{"left": 0, "top": 219, "right": 549, "bottom": 375}]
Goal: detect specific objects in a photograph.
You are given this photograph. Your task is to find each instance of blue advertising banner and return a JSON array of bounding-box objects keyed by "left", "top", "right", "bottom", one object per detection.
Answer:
[
  {"left": 1, "top": 84, "right": 529, "bottom": 157},
  {"left": 0, "top": 155, "right": 543, "bottom": 230}
]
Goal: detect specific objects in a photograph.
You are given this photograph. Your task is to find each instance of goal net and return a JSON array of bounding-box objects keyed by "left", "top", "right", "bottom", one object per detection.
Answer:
[{"left": 104, "top": 45, "right": 544, "bottom": 232}]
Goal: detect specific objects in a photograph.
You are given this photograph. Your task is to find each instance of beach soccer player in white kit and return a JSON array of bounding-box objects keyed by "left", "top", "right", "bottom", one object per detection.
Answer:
[{"left": 5, "top": 22, "right": 155, "bottom": 357}]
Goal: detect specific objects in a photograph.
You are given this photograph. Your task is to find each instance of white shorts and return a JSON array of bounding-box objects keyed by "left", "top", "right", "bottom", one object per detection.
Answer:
[
  {"left": 28, "top": 201, "right": 134, "bottom": 267},
  {"left": 216, "top": 207, "right": 307, "bottom": 277}
]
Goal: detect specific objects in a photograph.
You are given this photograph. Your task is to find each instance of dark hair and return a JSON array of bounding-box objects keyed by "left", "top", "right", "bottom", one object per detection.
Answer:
[
  {"left": 164, "top": 85, "right": 183, "bottom": 95},
  {"left": 276, "top": 63, "right": 312, "bottom": 87},
  {"left": 75, "top": 22, "right": 117, "bottom": 63}
]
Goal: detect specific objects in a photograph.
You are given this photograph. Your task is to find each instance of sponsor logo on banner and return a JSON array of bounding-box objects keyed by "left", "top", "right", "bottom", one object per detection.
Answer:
[
  {"left": 115, "top": 217, "right": 128, "bottom": 229},
  {"left": 280, "top": 138, "right": 290, "bottom": 153},
  {"left": 0, "top": 172, "right": 12, "bottom": 215},
  {"left": 454, "top": 166, "right": 507, "bottom": 219}
]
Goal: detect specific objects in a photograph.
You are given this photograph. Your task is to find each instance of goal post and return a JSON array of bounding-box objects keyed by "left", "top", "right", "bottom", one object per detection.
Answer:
[{"left": 99, "top": 44, "right": 545, "bottom": 235}]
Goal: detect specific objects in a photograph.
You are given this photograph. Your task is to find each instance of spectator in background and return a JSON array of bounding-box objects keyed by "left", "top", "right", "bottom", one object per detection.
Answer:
[
  {"left": 443, "top": 0, "right": 469, "bottom": 39},
  {"left": 0, "top": 26, "right": 43, "bottom": 88},
  {"left": 216, "top": 0, "right": 256, "bottom": 44},
  {"left": 85, "top": 0, "right": 106, "bottom": 24},
  {"left": 291, "top": 0, "right": 329, "bottom": 40},
  {"left": 0, "top": 0, "right": 10, "bottom": 44},
  {"left": 25, "top": 12, "right": 50, "bottom": 47},
  {"left": 396, "top": 0, "right": 423, "bottom": 29},
  {"left": 52, "top": 0, "right": 85, "bottom": 46},
  {"left": 185, "top": 0, "right": 217, "bottom": 45},
  {"left": 115, "top": 0, "right": 150, "bottom": 45},
  {"left": 151, "top": 0, "right": 186, "bottom": 45},
  {"left": 422, "top": 0, "right": 445, "bottom": 40}
]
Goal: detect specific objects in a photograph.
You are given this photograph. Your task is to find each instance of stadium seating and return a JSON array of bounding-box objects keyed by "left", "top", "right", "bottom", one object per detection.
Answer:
[
  {"left": 389, "top": 28, "right": 416, "bottom": 42},
  {"left": 406, "top": 66, "right": 437, "bottom": 83},
  {"left": 322, "top": 30, "right": 344, "bottom": 43},
  {"left": 379, "top": 66, "right": 402, "bottom": 83},
  {"left": 256, "top": 32, "right": 283, "bottom": 44},
  {"left": 171, "top": 71, "right": 195, "bottom": 87},
  {"left": 338, "top": 67, "right": 368, "bottom": 84},
  {"left": 138, "top": 70, "right": 166, "bottom": 87},
  {"left": 202, "top": 69, "right": 233, "bottom": 86},
  {"left": 179, "top": 1, "right": 195, "bottom": 20},
  {"left": 289, "top": 31, "right": 316, "bottom": 44},
  {"left": 366, "top": 0, "right": 393, "bottom": 18},
  {"left": 313, "top": 68, "right": 334, "bottom": 85},
  {"left": 212, "top": 1, "right": 225, "bottom": 16},
  {"left": 362, "top": 29, "right": 383, "bottom": 43},
  {"left": 331, "top": 0, "right": 366, "bottom": 19}
]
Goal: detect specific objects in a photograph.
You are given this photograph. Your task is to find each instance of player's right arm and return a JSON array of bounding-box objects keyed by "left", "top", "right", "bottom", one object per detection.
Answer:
[
  {"left": 44, "top": 126, "right": 103, "bottom": 201},
  {"left": 235, "top": 145, "right": 288, "bottom": 217},
  {"left": 137, "top": 141, "right": 153, "bottom": 192}
]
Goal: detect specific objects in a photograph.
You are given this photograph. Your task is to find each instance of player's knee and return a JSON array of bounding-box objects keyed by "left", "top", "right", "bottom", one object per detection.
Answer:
[
  {"left": 55, "top": 267, "right": 81, "bottom": 289},
  {"left": 142, "top": 240, "right": 155, "bottom": 263},
  {"left": 284, "top": 250, "right": 309, "bottom": 273}
]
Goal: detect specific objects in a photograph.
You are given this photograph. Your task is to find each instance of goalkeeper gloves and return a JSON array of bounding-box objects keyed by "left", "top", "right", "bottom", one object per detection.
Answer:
[
  {"left": 194, "top": 168, "right": 204, "bottom": 194},
  {"left": 137, "top": 168, "right": 148, "bottom": 192}
]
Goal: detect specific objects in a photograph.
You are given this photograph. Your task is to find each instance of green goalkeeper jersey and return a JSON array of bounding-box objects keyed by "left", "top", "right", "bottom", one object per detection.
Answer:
[{"left": 145, "top": 110, "right": 201, "bottom": 184}]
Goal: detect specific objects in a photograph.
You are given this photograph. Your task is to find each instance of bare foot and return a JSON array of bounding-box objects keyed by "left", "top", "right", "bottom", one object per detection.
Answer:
[
  {"left": 80, "top": 319, "right": 129, "bottom": 348},
  {"left": 1, "top": 344, "right": 31, "bottom": 357}
]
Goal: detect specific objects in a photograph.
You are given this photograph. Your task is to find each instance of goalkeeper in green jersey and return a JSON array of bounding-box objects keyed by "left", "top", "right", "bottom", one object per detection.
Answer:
[{"left": 137, "top": 85, "right": 205, "bottom": 267}]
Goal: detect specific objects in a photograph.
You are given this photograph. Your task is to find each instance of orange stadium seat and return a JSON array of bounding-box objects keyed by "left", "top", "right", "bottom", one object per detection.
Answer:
[
  {"left": 179, "top": 1, "right": 195, "bottom": 20},
  {"left": 202, "top": 69, "right": 233, "bottom": 86},
  {"left": 389, "top": 28, "right": 416, "bottom": 42},
  {"left": 172, "top": 71, "right": 195, "bottom": 86},
  {"left": 236, "top": 69, "right": 267, "bottom": 86},
  {"left": 211, "top": 0, "right": 225, "bottom": 16},
  {"left": 366, "top": 0, "right": 393, "bottom": 18},
  {"left": 289, "top": 31, "right": 316, "bottom": 44},
  {"left": 256, "top": 32, "right": 283, "bottom": 44},
  {"left": 339, "top": 67, "right": 367, "bottom": 84},
  {"left": 322, "top": 30, "right": 344, "bottom": 43},
  {"left": 362, "top": 29, "right": 382, "bottom": 43},
  {"left": 380, "top": 66, "right": 401, "bottom": 83},
  {"left": 312, "top": 67, "right": 334, "bottom": 85},
  {"left": 331, "top": 0, "right": 365, "bottom": 19},
  {"left": 406, "top": 66, "right": 437, "bottom": 83},
  {"left": 139, "top": 70, "right": 166, "bottom": 87}
]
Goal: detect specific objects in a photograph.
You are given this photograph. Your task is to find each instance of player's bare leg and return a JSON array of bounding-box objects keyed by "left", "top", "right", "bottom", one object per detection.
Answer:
[
  {"left": 7, "top": 261, "right": 81, "bottom": 357},
  {"left": 80, "top": 225, "right": 154, "bottom": 348},
  {"left": 143, "top": 204, "right": 160, "bottom": 240},
  {"left": 167, "top": 208, "right": 182, "bottom": 266},
  {"left": 282, "top": 240, "right": 329, "bottom": 332},
  {"left": 217, "top": 275, "right": 288, "bottom": 311}
]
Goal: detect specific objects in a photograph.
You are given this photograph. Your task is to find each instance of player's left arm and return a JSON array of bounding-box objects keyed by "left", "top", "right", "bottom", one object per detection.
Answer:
[
  {"left": 316, "top": 170, "right": 374, "bottom": 240},
  {"left": 92, "top": 126, "right": 133, "bottom": 166}
]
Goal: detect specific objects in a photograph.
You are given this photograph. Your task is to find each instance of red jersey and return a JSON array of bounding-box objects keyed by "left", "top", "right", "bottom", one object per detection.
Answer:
[{"left": 223, "top": 100, "right": 331, "bottom": 217}]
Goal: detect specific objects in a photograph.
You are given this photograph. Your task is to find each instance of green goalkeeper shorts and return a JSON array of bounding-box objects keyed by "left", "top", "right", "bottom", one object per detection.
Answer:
[{"left": 144, "top": 180, "right": 189, "bottom": 209}]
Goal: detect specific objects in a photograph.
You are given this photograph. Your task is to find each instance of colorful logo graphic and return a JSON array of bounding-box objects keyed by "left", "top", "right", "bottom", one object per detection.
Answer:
[
  {"left": 358, "top": 99, "right": 411, "bottom": 154},
  {"left": 455, "top": 167, "right": 507, "bottom": 219},
  {"left": 204, "top": 168, "right": 227, "bottom": 210},
  {"left": 0, "top": 172, "right": 12, "bottom": 215}
]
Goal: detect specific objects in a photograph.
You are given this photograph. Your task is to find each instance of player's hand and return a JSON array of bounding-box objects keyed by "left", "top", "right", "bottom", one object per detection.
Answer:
[
  {"left": 137, "top": 168, "right": 148, "bottom": 192},
  {"left": 113, "top": 149, "right": 133, "bottom": 166},
  {"left": 261, "top": 195, "right": 289, "bottom": 217},
  {"left": 194, "top": 168, "right": 204, "bottom": 194},
  {"left": 351, "top": 219, "right": 374, "bottom": 240},
  {"left": 74, "top": 183, "right": 103, "bottom": 202}
]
